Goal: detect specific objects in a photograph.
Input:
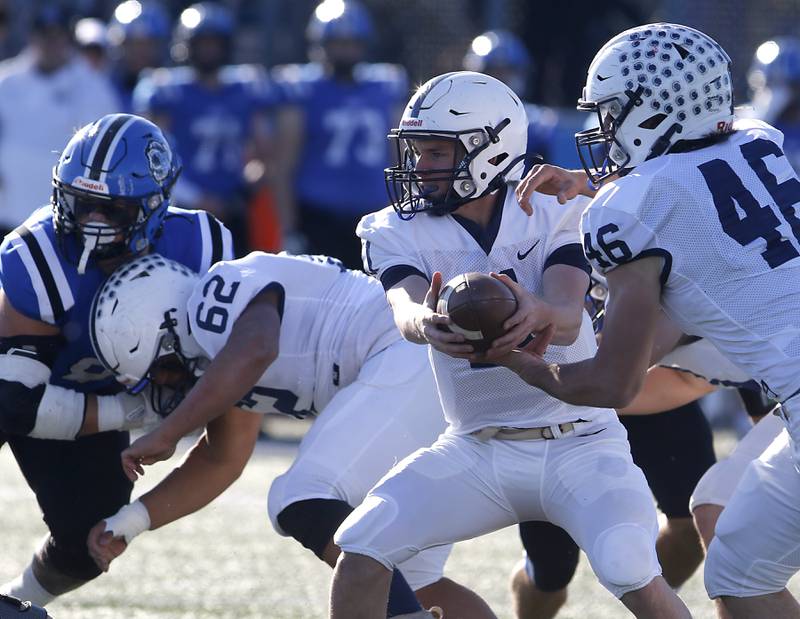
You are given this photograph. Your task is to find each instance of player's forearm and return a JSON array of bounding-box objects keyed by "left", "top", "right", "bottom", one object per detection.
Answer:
[
  {"left": 618, "top": 366, "right": 715, "bottom": 415},
  {"left": 139, "top": 434, "right": 250, "bottom": 530},
  {"left": 392, "top": 302, "right": 430, "bottom": 345},
  {"left": 539, "top": 300, "right": 584, "bottom": 346},
  {"left": 511, "top": 354, "right": 640, "bottom": 408}
]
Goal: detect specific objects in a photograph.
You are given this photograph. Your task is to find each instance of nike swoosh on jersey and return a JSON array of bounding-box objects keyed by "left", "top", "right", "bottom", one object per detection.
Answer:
[
  {"left": 596, "top": 74, "right": 612, "bottom": 81},
  {"left": 517, "top": 240, "right": 540, "bottom": 260}
]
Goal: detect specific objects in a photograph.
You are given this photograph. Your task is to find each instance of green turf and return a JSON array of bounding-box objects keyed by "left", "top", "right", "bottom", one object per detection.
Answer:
[{"left": 0, "top": 431, "right": 778, "bottom": 618}]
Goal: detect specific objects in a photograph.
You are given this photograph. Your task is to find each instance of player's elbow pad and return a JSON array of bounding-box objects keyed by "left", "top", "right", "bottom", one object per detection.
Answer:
[{"left": 0, "top": 354, "right": 85, "bottom": 440}]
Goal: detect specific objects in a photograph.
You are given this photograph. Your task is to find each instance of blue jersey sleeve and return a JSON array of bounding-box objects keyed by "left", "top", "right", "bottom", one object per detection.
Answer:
[
  {"left": 0, "top": 233, "right": 42, "bottom": 321},
  {"left": 157, "top": 208, "right": 235, "bottom": 275}
]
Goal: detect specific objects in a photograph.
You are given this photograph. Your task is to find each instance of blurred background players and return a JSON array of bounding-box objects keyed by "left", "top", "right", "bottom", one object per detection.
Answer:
[
  {"left": 0, "top": 4, "right": 118, "bottom": 239},
  {"left": 748, "top": 35, "right": 800, "bottom": 171},
  {"left": 134, "top": 2, "right": 275, "bottom": 256},
  {"left": 106, "top": 0, "right": 171, "bottom": 112},
  {"left": 271, "top": 0, "right": 407, "bottom": 268}
]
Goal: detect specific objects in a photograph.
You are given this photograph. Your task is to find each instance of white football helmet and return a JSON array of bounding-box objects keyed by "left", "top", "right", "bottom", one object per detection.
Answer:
[
  {"left": 90, "top": 253, "right": 203, "bottom": 415},
  {"left": 576, "top": 23, "right": 733, "bottom": 184},
  {"left": 385, "top": 70, "right": 528, "bottom": 219}
]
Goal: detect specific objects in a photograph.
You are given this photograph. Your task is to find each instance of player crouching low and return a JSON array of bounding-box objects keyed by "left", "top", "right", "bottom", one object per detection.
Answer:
[
  {"left": 328, "top": 71, "right": 691, "bottom": 618},
  {"left": 87, "top": 251, "right": 495, "bottom": 619}
]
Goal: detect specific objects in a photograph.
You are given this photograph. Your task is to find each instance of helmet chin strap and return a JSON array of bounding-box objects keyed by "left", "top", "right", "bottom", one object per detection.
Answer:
[{"left": 76, "top": 234, "right": 98, "bottom": 275}]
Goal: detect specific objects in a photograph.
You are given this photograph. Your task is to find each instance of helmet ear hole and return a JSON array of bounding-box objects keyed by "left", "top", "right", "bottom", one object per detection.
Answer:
[
  {"left": 638, "top": 113, "right": 668, "bottom": 129},
  {"left": 488, "top": 153, "right": 509, "bottom": 167}
]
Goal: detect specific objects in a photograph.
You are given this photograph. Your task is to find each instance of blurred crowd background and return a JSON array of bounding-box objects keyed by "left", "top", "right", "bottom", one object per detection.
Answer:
[{"left": 0, "top": 0, "right": 798, "bottom": 275}]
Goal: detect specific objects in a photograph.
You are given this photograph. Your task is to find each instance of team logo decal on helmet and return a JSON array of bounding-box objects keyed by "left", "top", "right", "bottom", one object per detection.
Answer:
[{"left": 146, "top": 139, "right": 171, "bottom": 183}]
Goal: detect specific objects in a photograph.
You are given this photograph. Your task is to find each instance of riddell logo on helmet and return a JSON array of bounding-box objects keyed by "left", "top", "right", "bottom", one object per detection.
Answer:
[
  {"left": 716, "top": 120, "right": 733, "bottom": 133},
  {"left": 402, "top": 119, "right": 424, "bottom": 127},
  {"left": 72, "top": 176, "right": 109, "bottom": 194}
]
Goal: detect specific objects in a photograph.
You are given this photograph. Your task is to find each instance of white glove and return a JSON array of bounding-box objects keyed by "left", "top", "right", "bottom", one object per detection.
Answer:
[{"left": 97, "top": 389, "right": 163, "bottom": 433}]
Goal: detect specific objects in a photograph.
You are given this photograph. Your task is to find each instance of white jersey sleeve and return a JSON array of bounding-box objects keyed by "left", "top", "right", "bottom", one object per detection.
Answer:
[
  {"left": 580, "top": 179, "right": 668, "bottom": 282},
  {"left": 358, "top": 206, "right": 429, "bottom": 287},
  {"left": 539, "top": 193, "right": 591, "bottom": 267}
]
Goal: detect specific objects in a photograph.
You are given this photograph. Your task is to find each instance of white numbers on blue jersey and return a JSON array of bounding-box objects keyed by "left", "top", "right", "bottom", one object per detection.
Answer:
[
  {"left": 322, "top": 107, "right": 386, "bottom": 167},
  {"left": 699, "top": 137, "right": 800, "bottom": 269},
  {"left": 62, "top": 357, "right": 114, "bottom": 383},
  {"left": 194, "top": 274, "right": 241, "bottom": 334},
  {"left": 190, "top": 114, "right": 243, "bottom": 174}
]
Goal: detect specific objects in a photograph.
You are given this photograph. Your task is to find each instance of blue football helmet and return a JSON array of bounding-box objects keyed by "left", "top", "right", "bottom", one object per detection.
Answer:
[
  {"left": 109, "top": 1, "right": 170, "bottom": 43},
  {"left": 174, "top": 2, "right": 235, "bottom": 44},
  {"left": 748, "top": 36, "right": 800, "bottom": 123},
  {"left": 52, "top": 114, "right": 180, "bottom": 273},
  {"left": 307, "top": 0, "right": 373, "bottom": 44},
  {"left": 463, "top": 30, "right": 532, "bottom": 97}
]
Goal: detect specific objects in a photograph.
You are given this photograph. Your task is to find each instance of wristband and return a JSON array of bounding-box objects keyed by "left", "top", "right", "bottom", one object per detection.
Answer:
[{"left": 103, "top": 500, "right": 151, "bottom": 543}]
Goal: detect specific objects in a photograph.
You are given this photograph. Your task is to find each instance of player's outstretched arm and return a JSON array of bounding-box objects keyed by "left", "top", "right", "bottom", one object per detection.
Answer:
[
  {"left": 515, "top": 164, "right": 598, "bottom": 213},
  {"left": 88, "top": 407, "right": 262, "bottom": 571},
  {"left": 121, "top": 288, "right": 282, "bottom": 479},
  {"left": 496, "top": 257, "right": 664, "bottom": 408},
  {"left": 386, "top": 272, "right": 475, "bottom": 358},
  {"left": 618, "top": 366, "right": 717, "bottom": 415}
]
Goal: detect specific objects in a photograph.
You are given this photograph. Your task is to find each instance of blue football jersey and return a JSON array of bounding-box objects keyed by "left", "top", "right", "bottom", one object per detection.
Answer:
[
  {"left": 133, "top": 65, "right": 278, "bottom": 198},
  {"left": 0, "top": 205, "right": 233, "bottom": 393},
  {"left": 273, "top": 62, "right": 407, "bottom": 215}
]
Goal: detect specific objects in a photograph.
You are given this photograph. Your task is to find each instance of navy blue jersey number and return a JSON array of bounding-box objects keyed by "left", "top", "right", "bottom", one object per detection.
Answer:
[
  {"left": 583, "top": 223, "right": 634, "bottom": 268},
  {"left": 237, "top": 385, "right": 311, "bottom": 418},
  {"left": 699, "top": 137, "right": 800, "bottom": 268},
  {"left": 195, "top": 274, "right": 241, "bottom": 334}
]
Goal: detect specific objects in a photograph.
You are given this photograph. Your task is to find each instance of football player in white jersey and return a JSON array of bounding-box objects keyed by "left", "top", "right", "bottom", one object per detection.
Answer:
[
  {"left": 89, "top": 252, "right": 493, "bottom": 619},
  {"left": 505, "top": 22, "right": 800, "bottom": 618},
  {"left": 328, "top": 71, "right": 690, "bottom": 618}
]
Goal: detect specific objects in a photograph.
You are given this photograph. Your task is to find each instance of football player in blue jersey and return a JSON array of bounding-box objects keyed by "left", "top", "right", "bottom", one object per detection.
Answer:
[
  {"left": 133, "top": 2, "right": 275, "bottom": 256},
  {"left": 107, "top": 0, "right": 171, "bottom": 113},
  {"left": 463, "top": 30, "right": 559, "bottom": 168},
  {"left": 271, "top": 0, "right": 408, "bottom": 268},
  {"left": 0, "top": 113, "right": 235, "bottom": 607},
  {"left": 748, "top": 37, "right": 800, "bottom": 172}
]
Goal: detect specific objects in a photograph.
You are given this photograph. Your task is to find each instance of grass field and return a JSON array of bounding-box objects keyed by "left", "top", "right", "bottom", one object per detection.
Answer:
[{"left": 0, "top": 426, "right": 789, "bottom": 618}]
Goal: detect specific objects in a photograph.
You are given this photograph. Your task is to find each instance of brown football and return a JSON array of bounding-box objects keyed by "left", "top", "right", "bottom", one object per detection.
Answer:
[{"left": 436, "top": 272, "right": 518, "bottom": 352}]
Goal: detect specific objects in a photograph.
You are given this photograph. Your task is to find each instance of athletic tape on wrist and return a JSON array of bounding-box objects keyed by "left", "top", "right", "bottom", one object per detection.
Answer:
[{"left": 104, "top": 500, "right": 151, "bottom": 543}]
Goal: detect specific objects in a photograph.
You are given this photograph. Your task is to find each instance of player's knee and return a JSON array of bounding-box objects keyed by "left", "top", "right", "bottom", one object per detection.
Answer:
[
  {"left": 276, "top": 498, "right": 354, "bottom": 560},
  {"left": 593, "top": 524, "right": 656, "bottom": 588},
  {"left": 36, "top": 539, "right": 99, "bottom": 590}
]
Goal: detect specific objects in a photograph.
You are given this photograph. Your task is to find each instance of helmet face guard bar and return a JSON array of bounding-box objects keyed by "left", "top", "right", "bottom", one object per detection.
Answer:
[
  {"left": 385, "top": 129, "right": 482, "bottom": 220},
  {"left": 385, "top": 118, "right": 519, "bottom": 220},
  {"left": 575, "top": 86, "right": 643, "bottom": 187},
  {"left": 127, "top": 309, "right": 199, "bottom": 417}
]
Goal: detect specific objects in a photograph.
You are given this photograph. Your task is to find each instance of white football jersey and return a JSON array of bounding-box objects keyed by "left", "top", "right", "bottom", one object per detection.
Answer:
[
  {"left": 659, "top": 339, "right": 755, "bottom": 389},
  {"left": 187, "top": 252, "right": 400, "bottom": 416},
  {"left": 358, "top": 186, "right": 617, "bottom": 434},
  {"left": 583, "top": 118, "right": 800, "bottom": 403}
]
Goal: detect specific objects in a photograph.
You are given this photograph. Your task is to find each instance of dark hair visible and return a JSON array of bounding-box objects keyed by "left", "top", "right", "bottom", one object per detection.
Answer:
[{"left": 668, "top": 129, "right": 735, "bottom": 154}]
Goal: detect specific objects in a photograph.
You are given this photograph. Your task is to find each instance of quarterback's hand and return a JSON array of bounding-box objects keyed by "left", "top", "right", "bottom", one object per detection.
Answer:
[
  {"left": 87, "top": 520, "right": 127, "bottom": 572},
  {"left": 420, "top": 272, "right": 475, "bottom": 358},
  {"left": 491, "top": 325, "right": 556, "bottom": 381},
  {"left": 484, "top": 273, "right": 554, "bottom": 357},
  {"left": 515, "top": 164, "right": 594, "bottom": 213},
  {"left": 121, "top": 429, "right": 177, "bottom": 482}
]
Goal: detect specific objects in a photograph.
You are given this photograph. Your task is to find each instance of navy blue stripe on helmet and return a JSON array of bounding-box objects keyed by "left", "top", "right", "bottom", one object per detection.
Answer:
[
  {"left": 409, "top": 72, "right": 457, "bottom": 118},
  {"left": 89, "top": 115, "right": 130, "bottom": 180}
]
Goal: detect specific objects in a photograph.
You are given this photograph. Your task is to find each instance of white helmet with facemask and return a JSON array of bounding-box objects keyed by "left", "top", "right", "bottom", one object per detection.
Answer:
[
  {"left": 90, "top": 253, "right": 203, "bottom": 416},
  {"left": 385, "top": 71, "right": 528, "bottom": 219},
  {"left": 576, "top": 23, "right": 733, "bottom": 185}
]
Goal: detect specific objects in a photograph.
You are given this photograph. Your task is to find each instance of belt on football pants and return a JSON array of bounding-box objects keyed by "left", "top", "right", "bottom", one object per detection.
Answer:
[{"left": 471, "top": 422, "right": 579, "bottom": 441}]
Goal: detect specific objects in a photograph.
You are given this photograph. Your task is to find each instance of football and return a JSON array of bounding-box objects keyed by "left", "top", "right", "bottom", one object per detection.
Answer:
[{"left": 437, "top": 272, "right": 518, "bottom": 352}]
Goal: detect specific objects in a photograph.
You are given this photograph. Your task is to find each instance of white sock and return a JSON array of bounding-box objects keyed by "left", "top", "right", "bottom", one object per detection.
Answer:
[{"left": 0, "top": 563, "right": 55, "bottom": 607}]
